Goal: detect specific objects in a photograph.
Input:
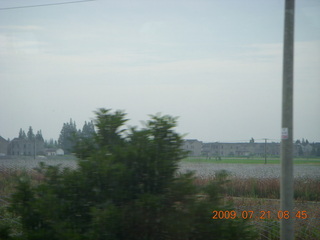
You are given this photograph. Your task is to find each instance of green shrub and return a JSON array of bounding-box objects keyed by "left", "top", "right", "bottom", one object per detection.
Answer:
[{"left": 8, "top": 108, "right": 256, "bottom": 240}]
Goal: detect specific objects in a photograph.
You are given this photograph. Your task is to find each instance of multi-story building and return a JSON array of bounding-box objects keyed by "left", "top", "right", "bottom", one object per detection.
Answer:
[
  {"left": 0, "top": 136, "right": 9, "bottom": 156},
  {"left": 202, "top": 142, "right": 256, "bottom": 157},
  {"left": 182, "top": 139, "right": 203, "bottom": 157},
  {"left": 185, "top": 140, "right": 281, "bottom": 157},
  {"left": 8, "top": 138, "right": 45, "bottom": 156}
]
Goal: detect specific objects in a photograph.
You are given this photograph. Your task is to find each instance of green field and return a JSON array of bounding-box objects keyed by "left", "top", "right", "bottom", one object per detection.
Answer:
[{"left": 182, "top": 157, "right": 320, "bottom": 164}]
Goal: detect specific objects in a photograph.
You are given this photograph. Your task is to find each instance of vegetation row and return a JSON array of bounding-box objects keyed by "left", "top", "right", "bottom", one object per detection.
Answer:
[{"left": 0, "top": 109, "right": 257, "bottom": 240}]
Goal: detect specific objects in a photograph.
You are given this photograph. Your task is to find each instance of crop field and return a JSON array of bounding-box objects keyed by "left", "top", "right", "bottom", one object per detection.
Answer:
[
  {"left": 182, "top": 159, "right": 320, "bottom": 239},
  {"left": 178, "top": 160, "right": 320, "bottom": 179},
  {"left": 224, "top": 197, "right": 320, "bottom": 240},
  {"left": 0, "top": 156, "right": 78, "bottom": 171},
  {"left": 1, "top": 156, "right": 319, "bottom": 239}
]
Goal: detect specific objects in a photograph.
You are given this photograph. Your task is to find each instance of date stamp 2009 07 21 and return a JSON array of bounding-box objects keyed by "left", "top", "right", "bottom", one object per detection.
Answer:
[{"left": 212, "top": 210, "right": 308, "bottom": 220}]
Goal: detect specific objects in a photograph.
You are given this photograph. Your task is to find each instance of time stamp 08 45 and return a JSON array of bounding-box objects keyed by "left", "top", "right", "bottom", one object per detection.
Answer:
[{"left": 212, "top": 210, "right": 308, "bottom": 220}]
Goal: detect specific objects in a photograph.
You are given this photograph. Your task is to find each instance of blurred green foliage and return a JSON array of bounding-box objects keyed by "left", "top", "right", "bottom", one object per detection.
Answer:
[{"left": 5, "top": 108, "right": 256, "bottom": 240}]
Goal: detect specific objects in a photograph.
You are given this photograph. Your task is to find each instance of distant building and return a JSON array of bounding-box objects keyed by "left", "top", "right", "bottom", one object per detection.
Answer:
[
  {"left": 8, "top": 138, "right": 45, "bottom": 156},
  {"left": 186, "top": 141, "right": 281, "bottom": 158},
  {"left": 56, "top": 148, "right": 64, "bottom": 155},
  {"left": 202, "top": 142, "right": 218, "bottom": 158},
  {"left": 263, "top": 142, "right": 280, "bottom": 156},
  {"left": 46, "top": 148, "right": 57, "bottom": 156},
  {"left": 0, "top": 136, "right": 9, "bottom": 156},
  {"left": 182, "top": 139, "right": 203, "bottom": 157},
  {"left": 202, "top": 142, "right": 255, "bottom": 157},
  {"left": 45, "top": 148, "right": 64, "bottom": 156}
]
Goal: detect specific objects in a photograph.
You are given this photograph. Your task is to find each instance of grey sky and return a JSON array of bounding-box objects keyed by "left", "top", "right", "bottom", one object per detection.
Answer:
[{"left": 1, "top": 0, "right": 319, "bottom": 142}]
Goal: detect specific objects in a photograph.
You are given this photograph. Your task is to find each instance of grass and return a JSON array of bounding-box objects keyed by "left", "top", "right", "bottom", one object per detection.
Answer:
[
  {"left": 194, "top": 174, "right": 320, "bottom": 201},
  {"left": 183, "top": 156, "right": 320, "bottom": 165}
]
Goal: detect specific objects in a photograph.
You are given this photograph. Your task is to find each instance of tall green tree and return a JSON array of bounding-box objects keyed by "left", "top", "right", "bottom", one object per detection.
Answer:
[{"left": 9, "top": 108, "right": 256, "bottom": 240}]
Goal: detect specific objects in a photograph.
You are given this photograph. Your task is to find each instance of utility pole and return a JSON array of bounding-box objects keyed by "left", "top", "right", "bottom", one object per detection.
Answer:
[
  {"left": 264, "top": 138, "right": 267, "bottom": 164},
  {"left": 34, "top": 138, "right": 36, "bottom": 160},
  {"left": 280, "top": 0, "right": 295, "bottom": 239}
]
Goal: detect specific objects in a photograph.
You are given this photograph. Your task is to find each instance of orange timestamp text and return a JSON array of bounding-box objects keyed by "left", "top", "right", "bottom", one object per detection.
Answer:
[{"left": 212, "top": 210, "right": 308, "bottom": 220}]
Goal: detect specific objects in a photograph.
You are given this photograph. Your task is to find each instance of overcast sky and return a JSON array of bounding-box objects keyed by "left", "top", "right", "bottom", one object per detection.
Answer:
[{"left": 1, "top": 0, "right": 319, "bottom": 143}]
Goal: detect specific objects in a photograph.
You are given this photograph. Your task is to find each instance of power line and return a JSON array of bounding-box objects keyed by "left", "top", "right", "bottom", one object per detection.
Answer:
[{"left": 0, "top": 0, "right": 95, "bottom": 11}]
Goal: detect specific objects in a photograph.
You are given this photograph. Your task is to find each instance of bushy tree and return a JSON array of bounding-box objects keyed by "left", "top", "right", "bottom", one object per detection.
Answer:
[{"left": 9, "top": 108, "right": 256, "bottom": 240}]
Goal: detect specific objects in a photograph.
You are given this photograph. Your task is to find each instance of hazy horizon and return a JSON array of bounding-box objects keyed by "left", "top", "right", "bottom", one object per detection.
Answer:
[{"left": 1, "top": 0, "right": 319, "bottom": 142}]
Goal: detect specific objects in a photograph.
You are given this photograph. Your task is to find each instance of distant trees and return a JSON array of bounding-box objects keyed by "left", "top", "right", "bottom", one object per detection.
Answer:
[
  {"left": 81, "top": 121, "right": 95, "bottom": 139},
  {"left": 58, "top": 119, "right": 96, "bottom": 154},
  {"left": 18, "top": 127, "right": 43, "bottom": 142},
  {"left": 58, "top": 119, "right": 78, "bottom": 154},
  {"left": 8, "top": 108, "right": 256, "bottom": 240},
  {"left": 12, "top": 127, "right": 45, "bottom": 156},
  {"left": 44, "top": 139, "right": 58, "bottom": 149},
  {"left": 295, "top": 138, "right": 320, "bottom": 157},
  {"left": 27, "top": 126, "right": 35, "bottom": 141},
  {"left": 311, "top": 143, "right": 320, "bottom": 157},
  {"left": 303, "top": 139, "right": 309, "bottom": 146},
  {"left": 36, "top": 130, "right": 44, "bottom": 142},
  {"left": 18, "top": 128, "right": 27, "bottom": 139}
]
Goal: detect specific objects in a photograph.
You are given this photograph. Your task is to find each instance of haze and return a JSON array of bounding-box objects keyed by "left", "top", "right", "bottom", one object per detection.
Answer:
[{"left": 1, "top": 0, "right": 319, "bottom": 142}]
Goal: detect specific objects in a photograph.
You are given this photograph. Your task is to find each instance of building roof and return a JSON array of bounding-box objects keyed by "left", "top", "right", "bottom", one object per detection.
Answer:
[{"left": 0, "top": 136, "right": 8, "bottom": 142}]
